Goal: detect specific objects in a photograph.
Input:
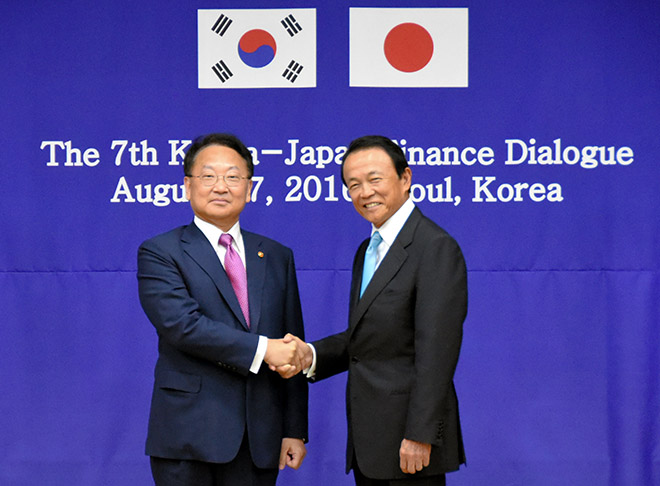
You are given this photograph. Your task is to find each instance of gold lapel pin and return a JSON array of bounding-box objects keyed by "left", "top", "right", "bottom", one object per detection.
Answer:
[{"left": 258, "top": 251, "right": 264, "bottom": 258}]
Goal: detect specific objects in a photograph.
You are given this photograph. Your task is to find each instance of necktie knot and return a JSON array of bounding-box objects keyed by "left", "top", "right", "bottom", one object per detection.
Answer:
[
  {"left": 368, "top": 231, "right": 383, "bottom": 252},
  {"left": 219, "top": 233, "right": 233, "bottom": 248}
]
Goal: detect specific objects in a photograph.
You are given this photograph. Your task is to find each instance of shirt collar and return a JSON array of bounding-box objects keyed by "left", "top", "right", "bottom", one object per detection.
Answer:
[
  {"left": 194, "top": 216, "right": 243, "bottom": 254},
  {"left": 371, "top": 197, "right": 415, "bottom": 247}
]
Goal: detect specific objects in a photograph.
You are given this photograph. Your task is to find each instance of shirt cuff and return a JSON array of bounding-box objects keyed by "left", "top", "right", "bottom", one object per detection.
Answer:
[
  {"left": 250, "top": 335, "right": 268, "bottom": 374},
  {"left": 303, "top": 342, "right": 317, "bottom": 378}
]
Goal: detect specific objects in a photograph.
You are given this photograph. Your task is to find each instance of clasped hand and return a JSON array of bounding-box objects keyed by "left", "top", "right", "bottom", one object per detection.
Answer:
[{"left": 264, "top": 333, "right": 313, "bottom": 378}]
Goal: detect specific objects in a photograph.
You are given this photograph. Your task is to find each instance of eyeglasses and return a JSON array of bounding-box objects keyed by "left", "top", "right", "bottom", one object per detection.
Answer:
[{"left": 187, "top": 172, "right": 250, "bottom": 187}]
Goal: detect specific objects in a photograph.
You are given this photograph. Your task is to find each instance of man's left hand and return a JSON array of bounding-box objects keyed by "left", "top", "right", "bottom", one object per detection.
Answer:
[
  {"left": 279, "top": 438, "right": 307, "bottom": 470},
  {"left": 399, "top": 438, "right": 431, "bottom": 474}
]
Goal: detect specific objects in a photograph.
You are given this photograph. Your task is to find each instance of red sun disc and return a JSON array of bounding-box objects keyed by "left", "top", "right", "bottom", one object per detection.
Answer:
[{"left": 384, "top": 23, "right": 434, "bottom": 73}]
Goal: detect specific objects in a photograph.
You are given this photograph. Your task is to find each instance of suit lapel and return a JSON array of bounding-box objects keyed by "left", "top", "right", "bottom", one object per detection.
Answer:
[
  {"left": 349, "top": 208, "right": 421, "bottom": 332},
  {"left": 349, "top": 239, "right": 368, "bottom": 313},
  {"left": 243, "top": 231, "right": 265, "bottom": 333},
  {"left": 180, "top": 222, "right": 250, "bottom": 331}
]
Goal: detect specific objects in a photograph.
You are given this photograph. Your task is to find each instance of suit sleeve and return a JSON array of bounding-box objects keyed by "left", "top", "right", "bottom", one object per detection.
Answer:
[
  {"left": 282, "top": 251, "right": 309, "bottom": 440},
  {"left": 137, "top": 238, "right": 259, "bottom": 374},
  {"left": 404, "top": 233, "right": 467, "bottom": 444},
  {"left": 310, "top": 329, "right": 351, "bottom": 381}
]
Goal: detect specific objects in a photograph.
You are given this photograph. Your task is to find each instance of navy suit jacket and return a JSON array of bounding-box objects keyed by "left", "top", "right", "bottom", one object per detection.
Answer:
[
  {"left": 312, "top": 207, "right": 467, "bottom": 479},
  {"left": 137, "top": 222, "right": 307, "bottom": 468}
]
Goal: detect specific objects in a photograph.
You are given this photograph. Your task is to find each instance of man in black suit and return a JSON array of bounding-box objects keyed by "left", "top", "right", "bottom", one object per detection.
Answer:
[
  {"left": 286, "top": 135, "right": 467, "bottom": 485},
  {"left": 137, "top": 133, "right": 308, "bottom": 485}
]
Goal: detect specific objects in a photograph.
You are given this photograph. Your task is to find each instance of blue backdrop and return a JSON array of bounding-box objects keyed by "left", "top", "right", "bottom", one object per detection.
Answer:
[{"left": 1, "top": 1, "right": 658, "bottom": 484}]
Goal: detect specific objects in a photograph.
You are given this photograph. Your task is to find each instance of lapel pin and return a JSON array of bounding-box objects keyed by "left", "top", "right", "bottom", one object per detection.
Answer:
[{"left": 258, "top": 251, "right": 264, "bottom": 258}]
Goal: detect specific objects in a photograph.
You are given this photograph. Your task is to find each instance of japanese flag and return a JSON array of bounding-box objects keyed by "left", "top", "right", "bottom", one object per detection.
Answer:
[
  {"left": 349, "top": 8, "right": 468, "bottom": 88},
  {"left": 198, "top": 9, "right": 316, "bottom": 89}
]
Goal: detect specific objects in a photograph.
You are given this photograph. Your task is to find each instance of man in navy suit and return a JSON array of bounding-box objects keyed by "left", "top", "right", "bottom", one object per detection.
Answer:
[
  {"left": 286, "top": 135, "right": 467, "bottom": 485},
  {"left": 138, "top": 133, "right": 308, "bottom": 485}
]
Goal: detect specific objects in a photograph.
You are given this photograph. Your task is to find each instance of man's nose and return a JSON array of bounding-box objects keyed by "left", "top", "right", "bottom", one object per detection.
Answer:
[
  {"left": 211, "top": 176, "right": 229, "bottom": 191},
  {"left": 360, "top": 182, "right": 375, "bottom": 198}
]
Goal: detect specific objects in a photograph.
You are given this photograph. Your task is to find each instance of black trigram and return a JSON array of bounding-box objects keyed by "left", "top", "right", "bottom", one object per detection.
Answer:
[
  {"left": 211, "top": 14, "right": 232, "bottom": 36},
  {"left": 212, "top": 60, "right": 233, "bottom": 83},
  {"left": 282, "top": 60, "right": 303, "bottom": 83},
  {"left": 281, "top": 14, "right": 302, "bottom": 36}
]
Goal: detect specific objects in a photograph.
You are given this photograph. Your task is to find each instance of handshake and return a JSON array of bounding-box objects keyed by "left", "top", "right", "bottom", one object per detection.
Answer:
[{"left": 265, "top": 334, "right": 314, "bottom": 379}]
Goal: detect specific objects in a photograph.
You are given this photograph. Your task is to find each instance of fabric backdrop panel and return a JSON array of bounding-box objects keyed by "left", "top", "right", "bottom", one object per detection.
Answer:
[{"left": 1, "top": 0, "right": 658, "bottom": 484}]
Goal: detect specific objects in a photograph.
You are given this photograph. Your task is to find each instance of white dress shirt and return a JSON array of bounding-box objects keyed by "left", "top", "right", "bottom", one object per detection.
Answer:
[{"left": 369, "top": 197, "right": 415, "bottom": 271}]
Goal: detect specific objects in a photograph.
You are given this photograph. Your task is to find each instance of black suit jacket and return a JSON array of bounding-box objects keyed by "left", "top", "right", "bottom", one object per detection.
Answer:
[
  {"left": 137, "top": 222, "right": 307, "bottom": 468},
  {"left": 313, "top": 207, "right": 467, "bottom": 479}
]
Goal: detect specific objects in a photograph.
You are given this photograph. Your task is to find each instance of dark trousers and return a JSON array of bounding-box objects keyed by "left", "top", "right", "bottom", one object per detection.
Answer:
[
  {"left": 353, "top": 459, "right": 446, "bottom": 486},
  {"left": 150, "top": 433, "right": 278, "bottom": 486}
]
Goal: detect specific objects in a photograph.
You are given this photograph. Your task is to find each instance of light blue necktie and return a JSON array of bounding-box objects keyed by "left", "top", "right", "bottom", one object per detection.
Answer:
[{"left": 360, "top": 231, "right": 382, "bottom": 297}]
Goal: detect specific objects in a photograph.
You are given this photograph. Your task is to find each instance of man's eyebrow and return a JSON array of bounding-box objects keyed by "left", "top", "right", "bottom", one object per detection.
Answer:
[
  {"left": 199, "top": 164, "right": 241, "bottom": 171},
  {"left": 348, "top": 170, "right": 384, "bottom": 182}
]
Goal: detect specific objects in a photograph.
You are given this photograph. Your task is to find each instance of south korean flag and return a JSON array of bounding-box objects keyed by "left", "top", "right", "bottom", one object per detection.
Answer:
[{"left": 198, "top": 9, "right": 316, "bottom": 89}]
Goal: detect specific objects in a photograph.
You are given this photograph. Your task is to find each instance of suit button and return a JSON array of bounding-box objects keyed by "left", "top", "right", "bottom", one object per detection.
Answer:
[{"left": 351, "top": 356, "right": 359, "bottom": 364}]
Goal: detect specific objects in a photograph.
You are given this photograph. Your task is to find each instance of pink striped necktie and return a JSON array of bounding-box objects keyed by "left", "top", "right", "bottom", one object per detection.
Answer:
[{"left": 218, "top": 233, "right": 250, "bottom": 328}]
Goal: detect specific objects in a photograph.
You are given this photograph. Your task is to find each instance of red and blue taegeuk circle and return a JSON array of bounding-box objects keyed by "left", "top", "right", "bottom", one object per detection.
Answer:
[{"left": 238, "top": 29, "right": 277, "bottom": 68}]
